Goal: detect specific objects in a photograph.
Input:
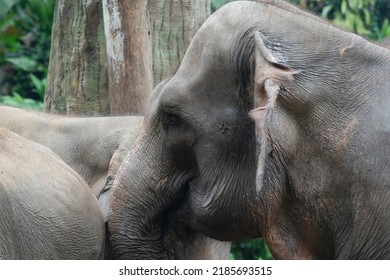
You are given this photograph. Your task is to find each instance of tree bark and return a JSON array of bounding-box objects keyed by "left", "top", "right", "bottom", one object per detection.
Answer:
[
  {"left": 102, "top": 0, "right": 153, "bottom": 115},
  {"left": 45, "top": 0, "right": 109, "bottom": 116},
  {"left": 149, "top": 0, "right": 210, "bottom": 86},
  {"left": 45, "top": 0, "right": 210, "bottom": 116}
]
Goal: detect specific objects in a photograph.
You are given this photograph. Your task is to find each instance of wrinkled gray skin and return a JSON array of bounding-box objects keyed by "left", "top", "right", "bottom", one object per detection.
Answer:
[
  {"left": 0, "top": 128, "right": 104, "bottom": 259},
  {"left": 0, "top": 106, "right": 230, "bottom": 259},
  {"left": 247, "top": 1, "right": 390, "bottom": 259},
  {"left": 110, "top": 0, "right": 390, "bottom": 259},
  {"left": 0, "top": 106, "right": 142, "bottom": 201}
]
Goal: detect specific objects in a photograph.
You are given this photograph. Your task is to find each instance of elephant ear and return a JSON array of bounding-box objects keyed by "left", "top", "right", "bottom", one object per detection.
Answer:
[{"left": 249, "top": 32, "right": 300, "bottom": 131}]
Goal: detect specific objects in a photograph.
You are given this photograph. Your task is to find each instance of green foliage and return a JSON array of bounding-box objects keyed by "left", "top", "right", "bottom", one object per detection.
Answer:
[
  {"left": 212, "top": 0, "right": 390, "bottom": 40},
  {"left": 230, "top": 238, "right": 273, "bottom": 260},
  {"left": 378, "top": 18, "right": 390, "bottom": 40},
  {"left": 0, "top": 0, "right": 55, "bottom": 110},
  {"left": 211, "top": 0, "right": 233, "bottom": 12},
  {"left": 0, "top": 92, "right": 43, "bottom": 110},
  {"left": 289, "top": 0, "right": 390, "bottom": 40}
]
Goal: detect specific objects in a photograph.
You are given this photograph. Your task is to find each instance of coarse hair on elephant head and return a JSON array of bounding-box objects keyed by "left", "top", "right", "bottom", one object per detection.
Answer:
[{"left": 108, "top": 0, "right": 390, "bottom": 259}]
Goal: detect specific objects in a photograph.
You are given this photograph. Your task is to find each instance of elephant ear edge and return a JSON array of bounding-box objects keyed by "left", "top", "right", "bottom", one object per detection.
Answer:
[{"left": 249, "top": 31, "right": 300, "bottom": 131}]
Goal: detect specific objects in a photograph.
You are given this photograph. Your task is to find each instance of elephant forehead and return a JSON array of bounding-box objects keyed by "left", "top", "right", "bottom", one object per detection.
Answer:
[
  {"left": 160, "top": 69, "right": 238, "bottom": 110},
  {"left": 172, "top": 7, "right": 244, "bottom": 83}
]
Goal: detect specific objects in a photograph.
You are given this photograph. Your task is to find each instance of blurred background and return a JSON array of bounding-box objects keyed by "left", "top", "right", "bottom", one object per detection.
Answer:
[{"left": 1, "top": 0, "right": 389, "bottom": 259}]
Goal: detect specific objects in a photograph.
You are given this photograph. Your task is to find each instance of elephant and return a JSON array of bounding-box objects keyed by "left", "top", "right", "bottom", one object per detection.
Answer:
[
  {"left": 0, "top": 106, "right": 230, "bottom": 259},
  {"left": 108, "top": 0, "right": 390, "bottom": 259},
  {"left": 0, "top": 128, "right": 104, "bottom": 259},
  {"left": 0, "top": 106, "right": 143, "bottom": 201}
]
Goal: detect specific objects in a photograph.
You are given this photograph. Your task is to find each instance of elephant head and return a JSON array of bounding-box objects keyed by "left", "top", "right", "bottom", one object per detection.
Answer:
[
  {"left": 107, "top": 0, "right": 325, "bottom": 259},
  {"left": 107, "top": 2, "right": 264, "bottom": 258}
]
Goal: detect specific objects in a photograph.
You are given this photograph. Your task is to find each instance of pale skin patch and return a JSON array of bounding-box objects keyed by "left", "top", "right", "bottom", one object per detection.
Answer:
[
  {"left": 249, "top": 32, "right": 300, "bottom": 133},
  {"left": 340, "top": 117, "right": 359, "bottom": 148},
  {"left": 339, "top": 36, "right": 356, "bottom": 57}
]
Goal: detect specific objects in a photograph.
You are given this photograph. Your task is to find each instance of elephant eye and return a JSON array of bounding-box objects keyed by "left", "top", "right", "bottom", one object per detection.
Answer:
[
  {"left": 165, "top": 113, "right": 181, "bottom": 128},
  {"left": 162, "top": 110, "right": 196, "bottom": 151}
]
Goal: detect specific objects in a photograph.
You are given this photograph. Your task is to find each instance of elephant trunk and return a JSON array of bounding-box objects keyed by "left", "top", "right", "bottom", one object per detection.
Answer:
[{"left": 108, "top": 132, "right": 182, "bottom": 259}]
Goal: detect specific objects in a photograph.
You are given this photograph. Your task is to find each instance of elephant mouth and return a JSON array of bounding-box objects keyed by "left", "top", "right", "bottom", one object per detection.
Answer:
[
  {"left": 166, "top": 177, "right": 195, "bottom": 219},
  {"left": 166, "top": 177, "right": 227, "bottom": 239},
  {"left": 160, "top": 177, "right": 198, "bottom": 257},
  {"left": 162, "top": 175, "right": 203, "bottom": 237},
  {"left": 167, "top": 175, "right": 262, "bottom": 241}
]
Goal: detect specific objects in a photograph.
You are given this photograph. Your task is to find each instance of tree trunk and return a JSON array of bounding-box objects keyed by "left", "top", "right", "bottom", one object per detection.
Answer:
[
  {"left": 102, "top": 0, "right": 153, "bottom": 115},
  {"left": 149, "top": 0, "right": 210, "bottom": 86},
  {"left": 45, "top": 0, "right": 210, "bottom": 116},
  {"left": 45, "top": 0, "right": 109, "bottom": 116}
]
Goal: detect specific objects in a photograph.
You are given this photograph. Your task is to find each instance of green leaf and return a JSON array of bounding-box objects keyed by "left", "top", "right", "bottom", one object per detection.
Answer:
[
  {"left": 321, "top": 5, "right": 333, "bottom": 19},
  {"left": 0, "top": 92, "right": 44, "bottom": 111},
  {"left": 29, "top": 73, "right": 46, "bottom": 99},
  {"left": 380, "top": 19, "right": 390, "bottom": 39},
  {"left": 6, "top": 56, "right": 37, "bottom": 72},
  {"left": 354, "top": 17, "right": 365, "bottom": 34},
  {"left": 14, "top": 4, "right": 34, "bottom": 27},
  {"left": 349, "top": 0, "right": 357, "bottom": 9},
  {"left": 11, "top": 92, "right": 24, "bottom": 103},
  {"left": 0, "top": 0, "right": 17, "bottom": 17},
  {"left": 0, "top": 96, "right": 20, "bottom": 107},
  {"left": 363, "top": 9, "right": 371, "bottom": 25},
  {"left": 333, "top": 14, "right": 347, "bottom": 30},
  {"left": 341, "top": 0, "right": 348, "bottom": 15},
  {"left": 344, "top": 10, "right": 360, "bottom": 33}
]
